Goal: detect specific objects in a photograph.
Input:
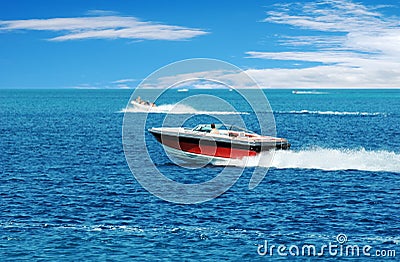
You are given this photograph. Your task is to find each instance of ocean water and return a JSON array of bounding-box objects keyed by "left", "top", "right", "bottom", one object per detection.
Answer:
[{"left": 1, "top": 89, "right": 399, "bottom": 260}]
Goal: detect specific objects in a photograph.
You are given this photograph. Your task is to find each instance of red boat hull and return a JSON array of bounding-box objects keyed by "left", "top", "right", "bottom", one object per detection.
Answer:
[{"left": 150, "top": 132, "right": 259, "bottom": 159}]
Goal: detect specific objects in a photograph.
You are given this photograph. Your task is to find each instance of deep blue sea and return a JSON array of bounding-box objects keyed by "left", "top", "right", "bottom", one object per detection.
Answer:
[{"left": 1, "top": 89, "right": 399, "bottom": 260}]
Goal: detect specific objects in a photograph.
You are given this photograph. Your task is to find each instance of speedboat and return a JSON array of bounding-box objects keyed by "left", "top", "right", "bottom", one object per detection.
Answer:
[
  {"left": 131, "top": 100, "right": 157, "bottom": 110},
  {"left": 149, "top": 124, "right": 290, "bottom": 163},
  {"left": 129, "top": 100, "right": 165, "bottom": 113}
]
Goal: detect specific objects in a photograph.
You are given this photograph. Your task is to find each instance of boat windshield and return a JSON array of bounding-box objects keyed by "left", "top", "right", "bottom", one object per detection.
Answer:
[
  {"left": 226, "top": 125, "right": 255, "bottom": 134},
  {"left": 192, "top": 124, "right": 255, "bottom": 134},
  {"left": 192, "top": 124, "right": 214, "bottom": 132}
]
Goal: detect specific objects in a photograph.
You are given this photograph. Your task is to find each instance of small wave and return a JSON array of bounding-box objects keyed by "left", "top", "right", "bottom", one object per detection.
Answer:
[
  {"left": 0, "top": 222, "right": 249, "bottom": 239},
  {"left": 120, "top": 104, "right": 248, "bottom": 115},
  {"left": 364, "top": 236, "right": 400, "bottom": 245},
  {"left": 0, "top": 222, "right": 145, "bottom": 233},
  {"left": 292, "top": 91, "right": 327, "bottom": 95},
  {"left": 216, "top": 147, "right": 400, "bottom": 173},
  {"left": 275, "top": 110, "right": 387, "bottom": 117}
]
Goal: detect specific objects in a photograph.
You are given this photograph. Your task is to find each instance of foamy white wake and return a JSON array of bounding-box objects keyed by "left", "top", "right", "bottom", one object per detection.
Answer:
[
  {"left": 292, "top": 91, "right": 327, "bottom": 95},
  {"left": 275, "top": 110, "right": 387, "bottom": 117},
  {"left": 218, "top": 148, "right": 400, "bottom": 173},
  {"left": 121, "top": 104, "right": 248, "bottom": 115}
]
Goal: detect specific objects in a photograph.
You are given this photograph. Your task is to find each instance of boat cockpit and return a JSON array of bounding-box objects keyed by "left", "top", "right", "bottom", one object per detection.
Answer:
[{"left": 191, "top": 124, "right": 258, "bottom": 138}]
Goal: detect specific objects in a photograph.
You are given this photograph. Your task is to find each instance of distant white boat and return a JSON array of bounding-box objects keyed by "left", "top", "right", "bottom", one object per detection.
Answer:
[{"left": 177, "top": 88, "right": 189, "bottom": 92}]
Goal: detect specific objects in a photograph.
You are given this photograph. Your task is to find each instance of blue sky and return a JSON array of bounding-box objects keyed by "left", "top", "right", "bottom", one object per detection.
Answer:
[{"left": 0, "top": 0, "right": 399, "bottom": 88}]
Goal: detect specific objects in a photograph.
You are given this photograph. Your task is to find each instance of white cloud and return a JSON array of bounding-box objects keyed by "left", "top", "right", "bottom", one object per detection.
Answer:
[
  {"left": 264, "top": 0, "right": 395, "bottom": 32},
  {"left": 138, "top": 69, "right": 262, "bottom": 89},
  {"left": 86, "top": 10, "right": 120, "bottom": 16},
  {"left": 116, "top": 84, "right": 130, "bottom": 89},
  {"left": 0, "top": 14, "right": 208, "bottom": 41},
  {"left": 248, "top": 0, "right": 400, "bottom": 88},
  {"left": 246, "top": 51, "right": 374, "bottom": 67},
  {"left": 245, "top": 65, "right": 400, "bottom": 88},
  {"left": 112, "top": 78, "right": 136, "bottom": 84},
  {"left": 73, "top": 78, "right": 139, "bottom": 89},
  {"left": 136, "top": 65, "right": 400, "bottom": 89}
]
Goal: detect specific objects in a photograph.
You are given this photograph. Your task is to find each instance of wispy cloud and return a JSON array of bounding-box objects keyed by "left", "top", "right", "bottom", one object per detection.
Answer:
[
  {"left": 112, "top": 78, "right": 136, "bottom": 84},
  {"left": 247, "top": 0, "right": 400, "bottom": 88},
  {"left": 0, "top": 13, "right": 208, "bottom": 41},
  {"left": 264, "top": 0, "right": 391, "bottom": 32},
  {"left": 139, "top": 69, "right": 260, "bottom": 89},
  {"left": 86, "top": 10, "right": 120, "bottom": 16},
  {"left": 247, "top": 51, "right": 374, "bottom": 67},
  {"left": 73, "top": 78, "right": 139, "bottom": 89}
]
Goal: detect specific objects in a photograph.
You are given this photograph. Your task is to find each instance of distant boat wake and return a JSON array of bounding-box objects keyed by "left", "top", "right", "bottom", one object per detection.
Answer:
[
  {"left": 292, "top": 91, "right": 328, "bottom": 95},
  {"left": 121, "top": 103, "right": 249, "bottom": 115},
  {"left": 214, "top": 147, "right": 400, "bottom": 173},
  {"left": 275, "top": 110, "right": 387, "bottom": 117}
]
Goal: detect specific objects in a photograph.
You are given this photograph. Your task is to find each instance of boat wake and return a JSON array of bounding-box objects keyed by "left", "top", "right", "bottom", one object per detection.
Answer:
[
  {"left": 292, "top": 91, "right": 327, "bottom": 95},
  {"left": 274, "top": 110, "right": 387, "bottom": 117},
  {"left": 121, "top": 103, "right": 249, "bottom": 115},
  {"left": 215, "top": 147, "right": 400, "bottom": 173}
]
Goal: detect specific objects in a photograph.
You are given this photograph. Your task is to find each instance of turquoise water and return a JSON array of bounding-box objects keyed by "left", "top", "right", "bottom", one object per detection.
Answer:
[{"left": 1, "top": 89, "right": 399, "bottom": 260}]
